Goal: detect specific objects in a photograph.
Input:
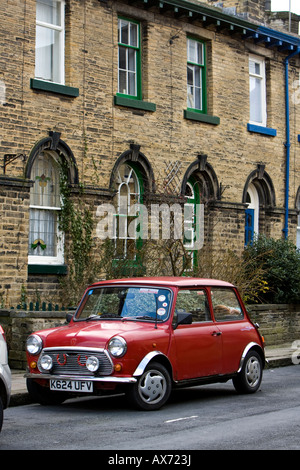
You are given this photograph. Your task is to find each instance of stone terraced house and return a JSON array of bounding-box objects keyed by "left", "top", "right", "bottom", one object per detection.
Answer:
[{"left": 0, "top": 0, "right": 300, "bottom": 307}]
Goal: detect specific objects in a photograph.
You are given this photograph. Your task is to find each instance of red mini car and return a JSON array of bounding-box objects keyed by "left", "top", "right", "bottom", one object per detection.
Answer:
[{"left": 25, "top": 277, "right": 265, "bottom": 410}]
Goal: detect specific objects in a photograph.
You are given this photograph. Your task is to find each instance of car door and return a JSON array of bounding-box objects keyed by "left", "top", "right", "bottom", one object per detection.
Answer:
[
  {"left": 210, "top": 287, "right": 249, "bottom": 374},
  {"left": 171, "top": 288, "right": 222, "bottom": 381}
]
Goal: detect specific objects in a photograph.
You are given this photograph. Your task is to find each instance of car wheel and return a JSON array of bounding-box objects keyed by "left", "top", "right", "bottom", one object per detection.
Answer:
[
  {"left": 0, "top": 397, "right": 3, "bottom": 433},
  {"left": 26, "top": 378, "right": 68, "bottom": 406},
  {"left": 233, "top": 350, "right": 263, "bottom": 394},
  {"left": 127, "top": 362, "right": 172, "bottom": 411}
]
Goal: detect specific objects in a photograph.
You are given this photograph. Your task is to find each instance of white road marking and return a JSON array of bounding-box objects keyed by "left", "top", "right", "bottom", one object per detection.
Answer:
[{"left": 164, "top": 415, "right": 198, "bottom": 423}]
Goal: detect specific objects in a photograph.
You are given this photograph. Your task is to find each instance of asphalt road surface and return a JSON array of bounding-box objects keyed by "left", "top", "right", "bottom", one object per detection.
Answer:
[{"left": 0, "top": 365, "right": 299, "bottom": 452}]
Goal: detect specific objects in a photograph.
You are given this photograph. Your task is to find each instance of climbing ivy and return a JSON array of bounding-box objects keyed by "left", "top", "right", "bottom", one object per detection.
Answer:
[{"left": 58, "top": 160, "right": 100, "bottom": 306}]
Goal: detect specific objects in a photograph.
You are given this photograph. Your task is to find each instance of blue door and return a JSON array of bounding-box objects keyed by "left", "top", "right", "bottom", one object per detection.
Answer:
[{"left": 245, "top": 208, "right": 254, "bottom": 246}]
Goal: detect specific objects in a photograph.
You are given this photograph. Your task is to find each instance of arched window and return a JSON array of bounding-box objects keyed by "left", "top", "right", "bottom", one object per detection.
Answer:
[
  {"left": 114, "top": 162, "right": 143, "bottom": 259},
  {"left": 243, "top": 166, "right": 275, "bottom": 246},
  {"left": 28, "top": 150, "right": 63, "bottom": 265}
]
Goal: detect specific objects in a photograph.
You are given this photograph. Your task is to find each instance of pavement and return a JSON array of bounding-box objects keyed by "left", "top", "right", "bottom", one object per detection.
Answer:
[{"left": 8, "top": 343, "right": 298, "bottom": 407}]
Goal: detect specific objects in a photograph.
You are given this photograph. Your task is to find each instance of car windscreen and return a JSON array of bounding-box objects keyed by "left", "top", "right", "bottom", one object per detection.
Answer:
[{"left": 75, "top": 286, "right": 172, "bottom": 322}]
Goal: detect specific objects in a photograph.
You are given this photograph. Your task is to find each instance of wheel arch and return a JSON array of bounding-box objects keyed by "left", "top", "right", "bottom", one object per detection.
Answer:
[
  {"left": 133, "top": 351, "right": 174, "bottom": 381},
  {"left": 237, "top": 342, "right": 265, "bottom": 373}
]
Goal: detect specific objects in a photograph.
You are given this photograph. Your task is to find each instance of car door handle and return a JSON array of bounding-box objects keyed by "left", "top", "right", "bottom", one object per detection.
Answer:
[{"left": 212, "top": 331, "right": 222, "bottom": 336}]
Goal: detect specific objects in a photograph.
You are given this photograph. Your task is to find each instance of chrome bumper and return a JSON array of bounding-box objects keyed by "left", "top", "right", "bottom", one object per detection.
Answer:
[{"left": 25, "top": 372, "right": 137, "bottom": 384}]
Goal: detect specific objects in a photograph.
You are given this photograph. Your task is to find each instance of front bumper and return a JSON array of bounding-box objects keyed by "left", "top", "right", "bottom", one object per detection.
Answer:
[{"left": 25, "top": 372, "right": 137, "bottom": 384}]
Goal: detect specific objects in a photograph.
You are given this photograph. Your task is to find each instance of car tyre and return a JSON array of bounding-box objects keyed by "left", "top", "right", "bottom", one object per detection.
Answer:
[
  {"left": 26, "top": 378, "right": 68, "bottom": 406},
  {"left": 233, "top": 350, "right": 263, "bottom": 394},
  {"left": 127, "top": 362, "right": 172, "bottom": 411}
]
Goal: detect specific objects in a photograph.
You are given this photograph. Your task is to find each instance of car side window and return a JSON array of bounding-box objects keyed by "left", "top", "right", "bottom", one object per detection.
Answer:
[
  {"left": 210, "top": 288, "right": 244, "bottom": 321},
  {"left": 175, "top": 289, "right": 212, "bottom": 323}
]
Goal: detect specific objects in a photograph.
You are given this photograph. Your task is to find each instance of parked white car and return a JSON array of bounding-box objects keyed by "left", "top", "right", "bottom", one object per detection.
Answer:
[{"left": 0, "top": 325, "right": 11, "bottom": 432}]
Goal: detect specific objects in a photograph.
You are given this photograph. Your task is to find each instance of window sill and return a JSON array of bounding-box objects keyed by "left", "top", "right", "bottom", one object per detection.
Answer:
[
  {"left": 28, "top": 265, "right": 67, "bottom": 275},
  {"left": 184, "top": 110, "right": 220, "bottom": 125},
  {"left": 114, "top": 95, "right": 156, "bottom": 112},
  {"left": 30, "top": 79, "right": 79, "bottom": 97},
  {"left": 247, "top": 123, "right": 277, "bottom": 136}
]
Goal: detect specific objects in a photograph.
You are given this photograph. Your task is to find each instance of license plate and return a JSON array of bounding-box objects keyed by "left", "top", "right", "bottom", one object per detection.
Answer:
[{"left": 50, "top": 379, "right": 93, "bottom": 393}]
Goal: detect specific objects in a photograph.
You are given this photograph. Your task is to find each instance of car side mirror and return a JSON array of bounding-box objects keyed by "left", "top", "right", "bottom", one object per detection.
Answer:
[{"left": 173, "top": 311, "right": 192, "bottom": 329}]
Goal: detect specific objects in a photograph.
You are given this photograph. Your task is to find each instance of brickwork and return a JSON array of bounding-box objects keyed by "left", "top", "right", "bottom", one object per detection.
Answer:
[{"left": 0, "top": 0, "right": 299, "bottom": 305}]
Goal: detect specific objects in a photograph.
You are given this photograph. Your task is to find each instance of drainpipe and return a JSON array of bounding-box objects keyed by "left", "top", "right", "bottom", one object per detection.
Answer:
[{"left": 283, "top": 47, "right": 300, "bottom": 239}]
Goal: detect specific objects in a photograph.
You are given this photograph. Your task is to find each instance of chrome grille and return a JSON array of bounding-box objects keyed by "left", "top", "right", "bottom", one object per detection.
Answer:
[{"left": 40, "top": 348, "right": 113, "bottom": 376}]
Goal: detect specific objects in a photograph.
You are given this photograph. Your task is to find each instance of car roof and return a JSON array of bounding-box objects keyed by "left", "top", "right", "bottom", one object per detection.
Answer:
[{"left": 90, "top": 277, "right": 235, "bottom": 288}]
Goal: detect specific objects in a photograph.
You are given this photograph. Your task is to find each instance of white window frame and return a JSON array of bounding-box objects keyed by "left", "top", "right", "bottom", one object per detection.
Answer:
[
  {"left": 249, "top": 55, "right": 267, "bottom": 127},
  {"left": 246, "top": 183, "right": 259, "bottom": 236},
  {"left": 35, "top": 0, "right": 65, "bottom": 85},
  {"left": 113, "top": 164, "right": 141, "bottom": 259},
  {"left": 28, "top": 151, "right": 64, "bottom": 266}
]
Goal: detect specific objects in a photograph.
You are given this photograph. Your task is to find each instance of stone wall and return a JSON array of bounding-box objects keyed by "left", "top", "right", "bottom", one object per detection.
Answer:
[
  {"left": 1, "top": 304, "right": 299, "bottom": 370},
  {"left": 248, "top": 304, "right": 300, "bottom": 347}
]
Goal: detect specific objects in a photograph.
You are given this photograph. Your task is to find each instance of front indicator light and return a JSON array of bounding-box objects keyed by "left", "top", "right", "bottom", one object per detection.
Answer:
[{"left": 86, "top": 356, "right": 100, "bottom": 372}]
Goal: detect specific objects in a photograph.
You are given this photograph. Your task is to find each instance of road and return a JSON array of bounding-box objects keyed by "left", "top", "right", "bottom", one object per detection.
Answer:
[{"left": 0, "top": 365, "right": 299, "bottom": 453}]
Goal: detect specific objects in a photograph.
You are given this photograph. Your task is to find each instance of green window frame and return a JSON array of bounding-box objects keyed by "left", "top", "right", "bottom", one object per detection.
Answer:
[
  {"left": 117, "top": 17, "right": 141, "bottom": 100},
  {"left": 183, "top": 176, "right": 201, "bottom": 271},
  {"left": 187, "top": 37, "right": 206, "bottom": 114}
]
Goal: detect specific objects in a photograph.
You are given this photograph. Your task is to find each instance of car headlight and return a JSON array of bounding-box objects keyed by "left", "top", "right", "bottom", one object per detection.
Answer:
[
  {"left": 38, "top": 354, "right": 53, "bottom": 372},
  {"left": 26, "top": 334, "right": 43, "bottom": 355},
  {"left": 108, "top": 336, "right": 127, "bottom": 358},
  {"left": 86, "top": 356, "right": 100, "bottom": 372}
]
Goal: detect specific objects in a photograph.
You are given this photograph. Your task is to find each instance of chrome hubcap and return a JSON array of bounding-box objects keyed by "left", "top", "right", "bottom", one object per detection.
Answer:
[
  {"left": 138, "top": 369, "right": 167, "bottom": 404},
  {"left": 245, "top": 356, "right": 261, "bottom": 388}
]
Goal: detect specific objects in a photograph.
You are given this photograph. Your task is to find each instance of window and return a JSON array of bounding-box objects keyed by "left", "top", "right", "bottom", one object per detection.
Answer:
[
  {"left": 187, "top": 38, "right": 206, "bottom": 113},
  {"left": 211, "top": 288, "right": 244, "bottom": 322},
  {"left": 35, "top": 0, "right": 65, "bottom": 84},
  {"left": 28, "top": 151, "right": 63, "bottom": 265},
  {"left": 249, "top": 55, "right": 266, "bottom": 127},
  {"left": 118, "top": 18, "right": 141, "bottom": 99},
  {"left": 113, "top": 163, "right": 143, "bottom": 259},
  {"left": 175, "top": 289, "right": 211, "bottom": 323}
]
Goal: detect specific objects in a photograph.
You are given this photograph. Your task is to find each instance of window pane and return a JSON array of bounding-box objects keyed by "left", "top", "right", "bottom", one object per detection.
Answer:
[
  {"left": 129, "top": 23, "right": 138, "bottom": 47},
  {"left": 118, "top": 46, "right": 126, "bottom": 70},
  {"left": 118, "top": 70, "right": 127, "bottom": 94},
  {"left": 128, "top": 71, "right": 136, "bottom": 96},
  {"left": 211, "top": 288, "right": 244, "bottom": 321},
  {"left": 187, "top": 39, "right": 196, "bottom": 63},
  {"left": 30, "top": 153, "right": 60, "bottom": 208},
  {"left": 36, "top": 0, "right": 62, "bottom": 27},
  {"left": 196, "top": 42, "right": 203, "bottom": 65},
  {"left": 249, "top": 60, "right": 260, "bottom": 76},
  {"left": 175, "top": 289, "right": 211, "bottom": 323},
  {"left": 128, "top": 48, "right": 136, "bottom": 72},
  {"left": 119, "top": 20, "right": 129, "bottom": 45},
  {"left": 29, "top": 209, "right": 57, "bottom": 257},
  {"left": 250, "top": 76, "right": 262, "bottom": 123}
]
